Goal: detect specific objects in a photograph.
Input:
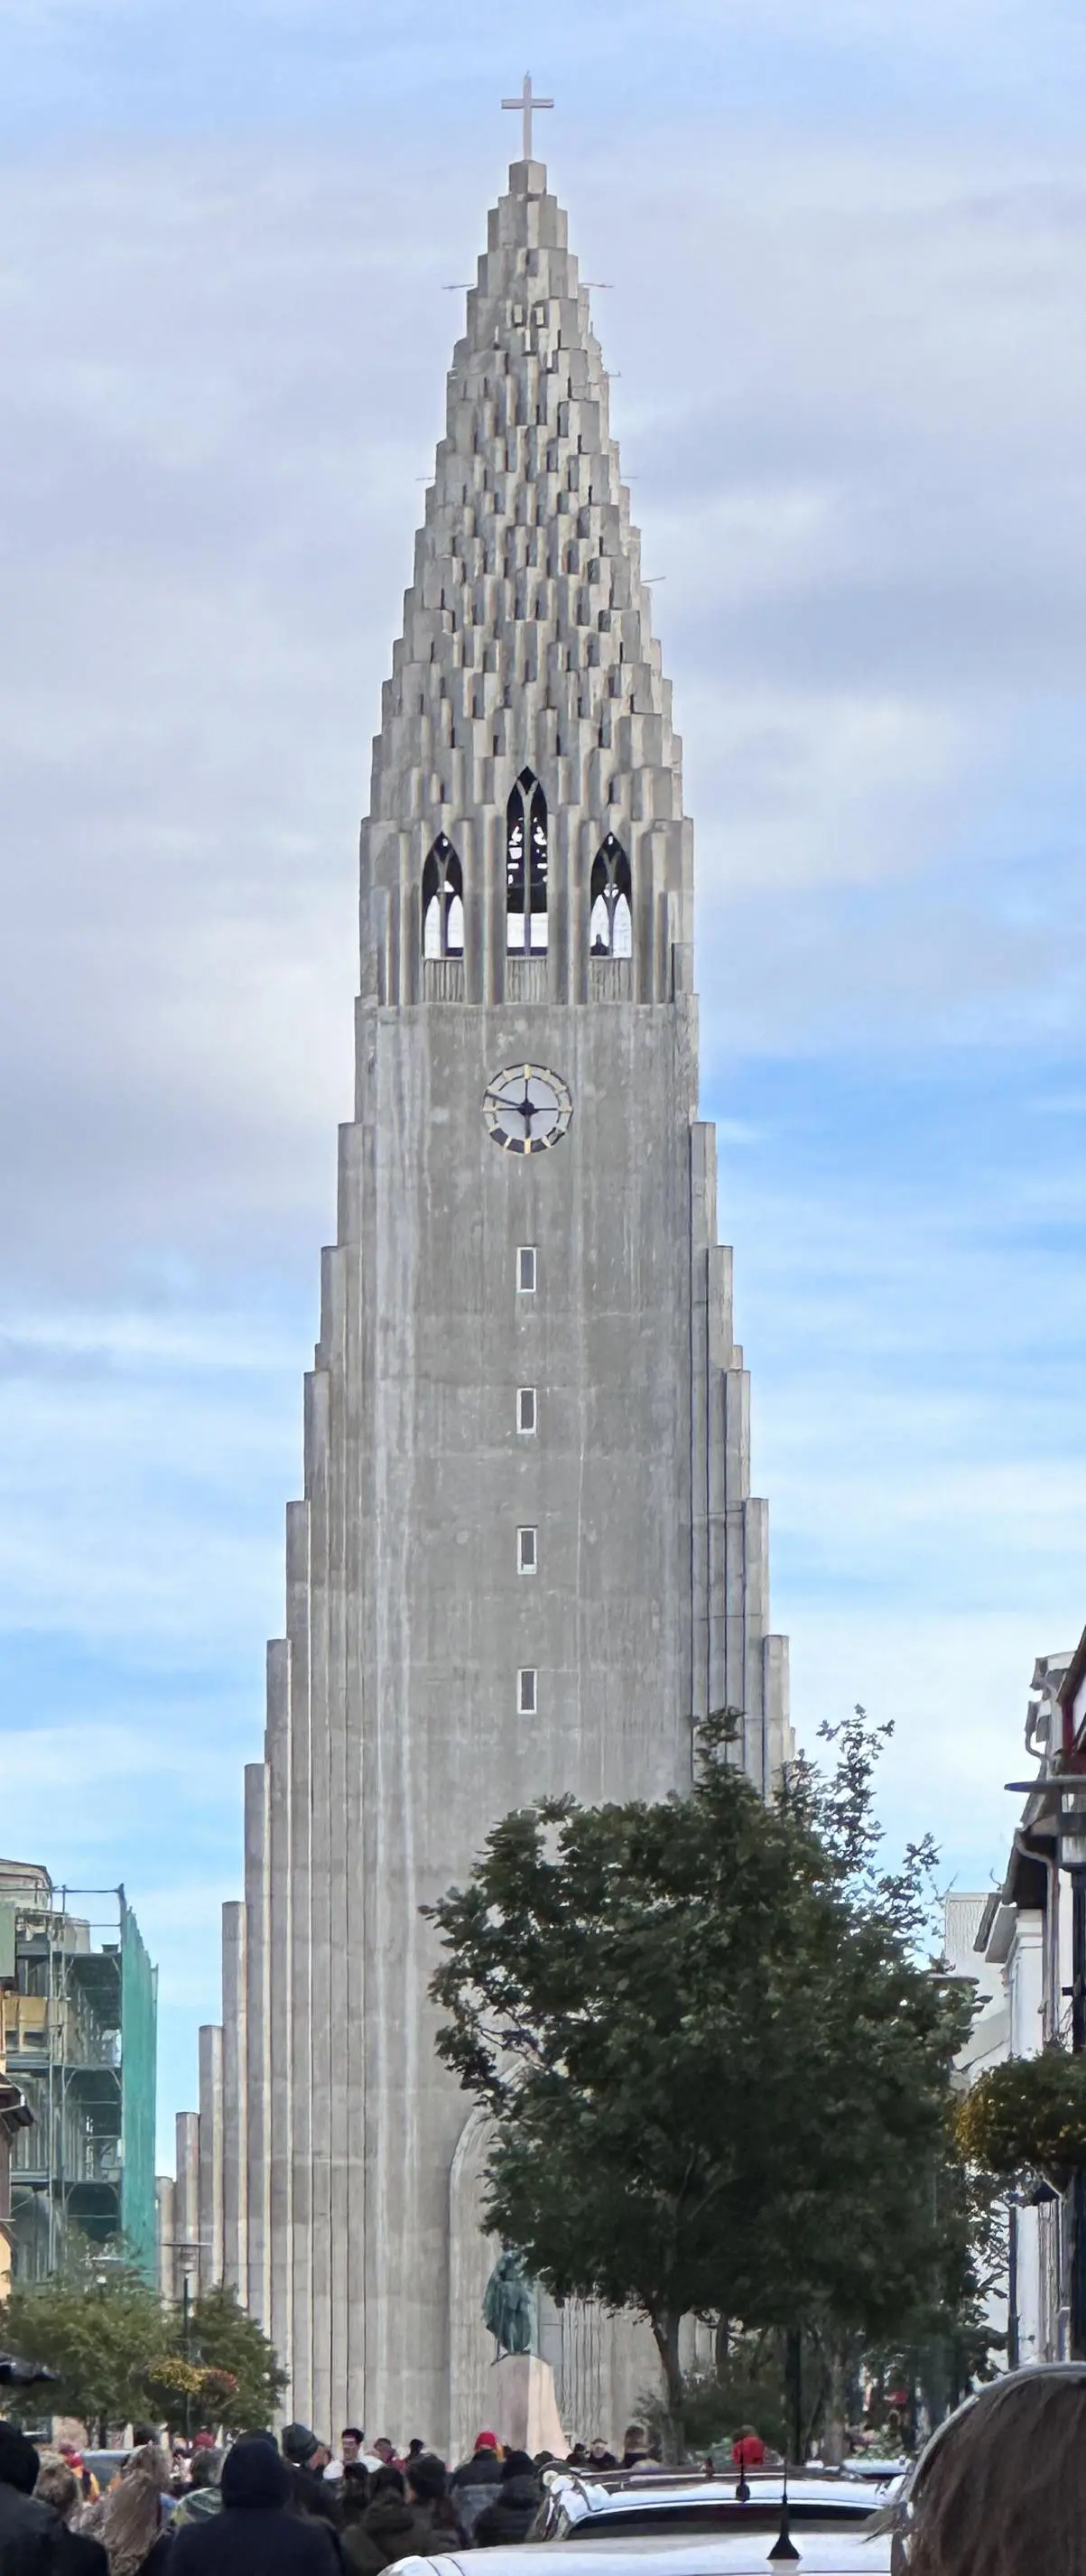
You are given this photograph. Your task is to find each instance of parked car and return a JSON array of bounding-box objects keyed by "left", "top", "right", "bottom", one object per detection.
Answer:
[
  {"left": 394, "top": 2534, "right": 891, "bottom": 2576},
  {"left": 533, "top": 2471, "right": 898, "bottom": 2545},
  {"left": 81, "top": 2450, "right": 130, "bottom": 2490}
]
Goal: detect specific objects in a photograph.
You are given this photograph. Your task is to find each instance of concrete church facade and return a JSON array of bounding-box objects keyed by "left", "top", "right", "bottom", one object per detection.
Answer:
[{"left": 174, "top": 139, "right": 792, "bottom": 2450}]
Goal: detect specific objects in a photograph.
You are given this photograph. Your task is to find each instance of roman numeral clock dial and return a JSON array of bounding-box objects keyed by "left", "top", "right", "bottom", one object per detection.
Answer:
[{"left": 483, "top": 1062, "right": 573, "bottom": 1155}]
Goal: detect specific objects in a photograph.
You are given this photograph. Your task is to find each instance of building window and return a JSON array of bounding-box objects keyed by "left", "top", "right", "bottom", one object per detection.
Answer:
[
  {"left": 517, "top": 1527, "right": 538, "bottom": 1574},
  {"left": 517, "top": 1246, "right": 537, "bottom": 1294},
  {"left": 506, "top": 768, "right": 549, "bottom": 952},
  {"left": 589, "top": 833, "right": 632, "bottom": 957},
  {"left": 422, "top": 833, "right": 464, "bottom": 958},
  {"left": 517, "top": 1668, "right": 538, "bottom": 1716},
  {"left": 516, "top": 1387, "right": 537, "bottom": 1434}
]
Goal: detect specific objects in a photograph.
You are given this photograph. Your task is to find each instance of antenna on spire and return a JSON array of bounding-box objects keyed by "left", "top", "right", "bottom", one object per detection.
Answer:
[{"left": 501, "top": 72, "right": 553, "bottom": 162}]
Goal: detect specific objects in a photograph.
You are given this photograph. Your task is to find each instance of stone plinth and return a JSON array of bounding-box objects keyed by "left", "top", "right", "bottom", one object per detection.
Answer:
[{"left": 492, "top": 2352, "right": 568, "bottom": 2458}]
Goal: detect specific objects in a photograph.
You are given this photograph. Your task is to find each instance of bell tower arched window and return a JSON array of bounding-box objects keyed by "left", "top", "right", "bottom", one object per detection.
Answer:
[
  {"left": 590, "top": 834, "right": 632, "bottom": 957},
  {"left": 506, "top": 770, "right": 548, "bottom": 953},
  {"left": 422, "top": 834, "right": 464, "bottom": 958}
]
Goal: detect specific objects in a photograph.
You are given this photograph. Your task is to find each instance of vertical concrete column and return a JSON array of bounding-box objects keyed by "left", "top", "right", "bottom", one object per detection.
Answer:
[
  {"left": 265, "top": 1635, "right": 294, "bottom": 2385},
  {"left": 155, "top": 2176, "right": 176, "bottom": 2303},
  {"left": 321, "top": 1259, "right": 353, "bottom": 2437},
  {"left": 174, "top": 2110, "right": 200, "bottom": 2288},
  {"left": 244, "top": 1756, "right": 271, "bottom": 2328},
  {"left": 197, "top": 2024, "right": 224, "bottom": 2292},
  {"left": 762, "top": 1634, "right": 791, "bottom": 1792},
  {"left": 221, "top": 1902, "right": 247, "bottom": 2294},
  {"left": 688, "top": 1125, "right": 714, "bottom": 1726},
  {"left": 286, "top": 1486, "right": 315, "bottom": 2425}
]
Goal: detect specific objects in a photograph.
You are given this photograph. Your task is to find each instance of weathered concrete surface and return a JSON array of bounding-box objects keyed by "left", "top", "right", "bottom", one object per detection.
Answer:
[{"left": 185, "top": 152, "right": 791, "bottom": 2450}]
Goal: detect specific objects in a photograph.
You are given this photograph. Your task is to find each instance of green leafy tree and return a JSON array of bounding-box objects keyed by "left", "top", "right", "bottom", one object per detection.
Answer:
[
  {"left": 0, "top": 2240, "right": 163, "bottom": 2441},
  {"left": 427, "top": 1708, "right": 977, "bottom": 2449},
  {"left": 174, "top": 2283, "right": 285, "bottom": 2432},
  {"left": 1, "top": 2250, "right": 285, "bottom": 2443}
]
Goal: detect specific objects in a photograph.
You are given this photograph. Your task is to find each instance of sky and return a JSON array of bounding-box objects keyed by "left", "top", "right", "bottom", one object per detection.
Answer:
[{"left": 1, "top": 0, "right": 1084, "bottom": 2167}]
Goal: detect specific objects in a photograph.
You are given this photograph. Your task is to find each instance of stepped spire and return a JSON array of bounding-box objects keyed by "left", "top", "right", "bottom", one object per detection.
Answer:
[{"left": 363, "top": 155, "right": 691, "bottom": 1009}]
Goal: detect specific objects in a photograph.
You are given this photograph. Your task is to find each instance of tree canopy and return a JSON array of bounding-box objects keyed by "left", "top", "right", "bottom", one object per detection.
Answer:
[
  {"left": 426, "top": 1708, "right": 979, "bottom": 2432},
  {"left": 0, "top": 2245, "right": 284, "bottom": 2439},
  {"left": 0, "top": 2242, "right": 163, "bottom": 2439}
]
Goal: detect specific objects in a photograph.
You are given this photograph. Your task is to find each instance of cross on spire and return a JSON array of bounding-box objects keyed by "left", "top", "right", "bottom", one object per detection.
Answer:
[{"left": 501, "top": 72, "right": 553, "bottom": 163}]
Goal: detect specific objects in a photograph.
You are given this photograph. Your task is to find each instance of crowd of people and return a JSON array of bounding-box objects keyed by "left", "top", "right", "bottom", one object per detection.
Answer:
[
  {"left": 6, "top": 2372, "right": 1086, "bottom": 2576},
  {"left": 0, "top": 2415, "right": 662, "bottom": 2576}
]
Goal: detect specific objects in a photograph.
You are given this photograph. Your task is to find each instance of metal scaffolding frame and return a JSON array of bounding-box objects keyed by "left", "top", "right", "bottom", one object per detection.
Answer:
[{"left": 4, "top": 1880, "right": 157, "bottom": 2283}]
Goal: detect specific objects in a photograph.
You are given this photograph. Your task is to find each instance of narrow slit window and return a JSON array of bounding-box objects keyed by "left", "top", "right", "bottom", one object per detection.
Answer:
[
  {"left": 589, "top": 833, "right": 632, "bottom": 957},
  {"left": 517, "top": 1668, "right": 538, "bottom": 1716},
  {"left": 516, "top": 1387, "right": 537, "bottom": 1435},
  {"left": 517, "top": 1246, "right": 537, "bottom": 1294},
  {"left": 517, "top": 1527, "right": 538, "bottom": 1574},
  {"left": 506, "top": 767, "right": 549, "bottom": 952},
  {"left": 422, "top": 833, "right": 464, "bottom": 958}
]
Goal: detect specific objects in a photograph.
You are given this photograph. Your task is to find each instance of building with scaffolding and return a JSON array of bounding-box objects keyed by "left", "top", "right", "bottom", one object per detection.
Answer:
[{"left": 0, "top": 1859, "right": 158, "bottom": 2284}]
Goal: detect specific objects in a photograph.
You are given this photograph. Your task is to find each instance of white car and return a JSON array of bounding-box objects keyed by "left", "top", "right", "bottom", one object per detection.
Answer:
[
  {"left": 393, "top": 2537, "right": 890, "bottom": 2576},
  {"left": 533, "top": 2471, "right": 898, "bottom": 2545}
]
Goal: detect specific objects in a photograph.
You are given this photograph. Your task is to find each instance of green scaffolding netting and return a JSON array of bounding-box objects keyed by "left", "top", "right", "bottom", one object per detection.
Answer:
[{"left": 120, "top": 1902, "right": 158, "bottom": 2281}]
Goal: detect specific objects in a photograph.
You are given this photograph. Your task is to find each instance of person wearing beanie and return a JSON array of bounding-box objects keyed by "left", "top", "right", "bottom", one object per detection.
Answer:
[
  {"left": 170, "top": 2436, "right": 339, "bottom": 2576},
  {"left": 280, "top": 2430, "right": 339, "bottom": 2533},
  {"left": 0, "top": 2422, "right": 61, "bottom": 2576},
  {"left": 473, "top": 2452, "right": 543, "bottom": 2548}
]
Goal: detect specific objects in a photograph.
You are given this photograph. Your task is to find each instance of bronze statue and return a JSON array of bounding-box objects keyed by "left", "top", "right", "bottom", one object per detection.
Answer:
[{"left": 483, "top": 2248, "right": 539, "bottom": 2357}]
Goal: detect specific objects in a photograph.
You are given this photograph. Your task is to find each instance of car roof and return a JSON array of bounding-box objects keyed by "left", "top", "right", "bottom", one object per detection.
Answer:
[
  {"left": 551, "top": 2476, "right": 888, "bottom": 2524},
  {"left": 395, "top": 2536, "right": 891, "bottom": 2576}
]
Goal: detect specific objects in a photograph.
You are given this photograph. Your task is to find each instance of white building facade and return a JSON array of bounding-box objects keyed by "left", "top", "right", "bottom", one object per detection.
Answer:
[{"left": 950, "top": 1638, "right": 1086, "bottom": 2368}]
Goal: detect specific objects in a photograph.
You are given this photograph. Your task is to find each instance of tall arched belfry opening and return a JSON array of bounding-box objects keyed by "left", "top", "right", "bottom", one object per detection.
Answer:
[{"left": 175, "top": 126, "right": 791, "bottom": 2450}]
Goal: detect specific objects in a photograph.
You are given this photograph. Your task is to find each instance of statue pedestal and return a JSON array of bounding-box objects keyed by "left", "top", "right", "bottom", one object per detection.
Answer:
[{"left": 492, "top": 2351, "right": 568, "bottom": 2457}]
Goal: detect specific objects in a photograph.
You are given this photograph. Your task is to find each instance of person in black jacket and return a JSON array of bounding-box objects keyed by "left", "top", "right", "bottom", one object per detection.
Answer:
[
  {"left": 0, "top": 2423, "right": 61, "bottom": 2576},
  {"left": 339, "top": 2468, "right": 439, "bottom": 2575},
  {"left": 32, "top": 2456, "right": 107, "bottom": 2576},
  {"left": 473, "top": 2453, "right": 542, "bottom": 2549},
  {"left": 448, "top": 2435, "right": 503, "bottom": 2543},
  {"left": 170, "top": 2437, "right": 339, "bottom": 2576}
]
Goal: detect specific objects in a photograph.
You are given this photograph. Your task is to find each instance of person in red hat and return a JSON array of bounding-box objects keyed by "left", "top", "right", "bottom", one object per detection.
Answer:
[{"left": 448, "top": 2433, "right": 503, "bottom": 2543}]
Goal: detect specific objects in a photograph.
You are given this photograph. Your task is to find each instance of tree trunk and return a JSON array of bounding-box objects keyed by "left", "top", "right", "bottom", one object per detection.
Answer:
[
  {"left": 785, "top": 2330, "right": 803, "bottom": 2467},
  {"left": 821, "top": 2342, "right": 849, "bottom": 2467},
  {"left": 714, "top": 2314, "right": 730, "bottom": 2373},
  {"left": 651, "top": 2310, "right": 685, "bottom": 2462}
]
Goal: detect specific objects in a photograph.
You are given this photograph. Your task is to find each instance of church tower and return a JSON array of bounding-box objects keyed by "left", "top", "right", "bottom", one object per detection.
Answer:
[{"left": 192, "top": 129, "right": 791, "bottom": 2450}]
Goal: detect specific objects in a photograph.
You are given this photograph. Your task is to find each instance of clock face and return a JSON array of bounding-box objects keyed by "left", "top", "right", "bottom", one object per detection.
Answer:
[{"left": 483, "top": 1062, "right": 573, "bottom": 1155}]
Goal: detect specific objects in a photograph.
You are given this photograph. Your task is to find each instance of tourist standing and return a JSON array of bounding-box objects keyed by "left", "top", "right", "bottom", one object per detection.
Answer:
[
  {"left": 448, "top": 2434, "right": 503, "bottom": 2542},
  {"left": 339, "top": 2469, "right": 437, "bottom": 2573},
  {"left": 80, "top": 2447, "right": 172, "bottom": 2576},
  {"left": 0, "top": 2423, "right": 61, "bottom": 2576},
  {"left": 170, "top": 2436, "right": 339, "bottom": 2576},
  {"left": 473, "top": 2451, "right": 543, "bottom": 2547},
  {"left": 32, "top": 2456, "right": 107, "bottom": 2576}
]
